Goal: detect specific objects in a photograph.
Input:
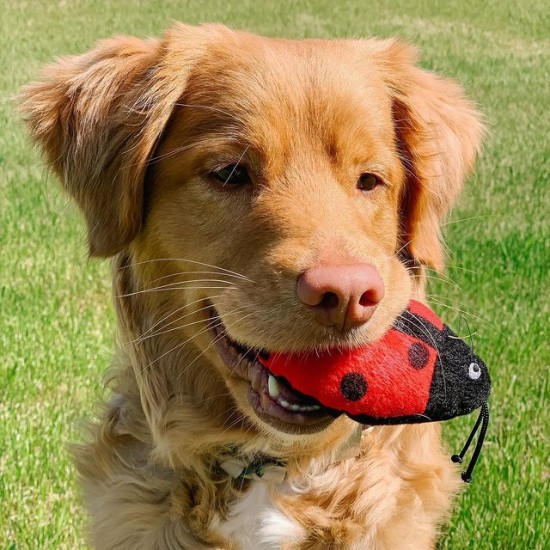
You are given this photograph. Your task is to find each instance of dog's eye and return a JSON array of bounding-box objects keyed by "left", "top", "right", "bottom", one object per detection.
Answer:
[
  {"left": 211, "top": 164, "right": 251, "bottom": 187},
  {"left": 357, "top": 173, "right": 382, "bottom": 192}
]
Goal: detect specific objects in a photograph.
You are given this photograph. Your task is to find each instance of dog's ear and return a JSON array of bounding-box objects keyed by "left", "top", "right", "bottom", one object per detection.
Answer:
[
  {"left": 372, "top": 41, "right": 484, "bottom": 271},
  {"left": 19, "top": 24, "right": 218, "bottom": 257}
]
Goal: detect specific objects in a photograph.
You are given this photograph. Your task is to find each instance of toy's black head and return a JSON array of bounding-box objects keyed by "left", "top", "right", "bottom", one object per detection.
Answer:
[{"left": 425, "top": 326, "right": 491, "bottom": 421}]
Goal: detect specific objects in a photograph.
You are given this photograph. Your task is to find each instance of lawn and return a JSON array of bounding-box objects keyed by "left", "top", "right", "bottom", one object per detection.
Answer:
[{"left": 1, "top": 0, "right": 548, "bottom": 548}]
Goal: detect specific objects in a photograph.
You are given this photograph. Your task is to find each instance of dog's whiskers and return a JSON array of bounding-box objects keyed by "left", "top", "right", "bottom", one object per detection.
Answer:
[
  {"left": 193, "top": 390, "right": 233, "bottom": 407},
  {"left": 135, "top": 295, "right": 222, "bottom": 342},
  {"left": 177, "top": 311, "right": 256, "bottom": 379},
  {"left": 133, "top": 301, "right": 216, "bottom": 343},
  {"left": 412, "top": 272, "right": 464, "bottom": 291},
  {"left": 139, "top": 306, "right": 253, "bottom": 372},
  {"left": 134, "top": 316, "right": 220, "bottom": 344},
  {"left": 395, "top": 234, "right": 422, "bottom": 259},
  {"left": 396, "top": 311, "right": 441, "bottom": 356},
  {"left": 137, "top": 305, "right": 249, "bottom": 344},
  {"left": 139, "top": 316, "right": 226, "bottom": 371},
  {"left": 427, "top": 296, "right": 507, "bottom": 341},
  {"left": 445, "top": 264, "right": 479, "bottom": 275},
  {"left": 149, "top": 270, "right": 252, "bottom": 284},
  {"left": 441, "top": 214, "right": 495, "bottom": 228},
  {"left": 118, "top": 257, "right": 254, "bottom": 283},
  {"left": 228, "top": 344, "right": 255, "bottom": 378},
  {"left": 145, "top": 142, "right": 197, "bottom": 166},
  {"left": 118, "top": 281, "right": 239, "bottom": 298},
  {"left": 220, "top": 407, "right": 255, "bottom": 437},
  {"left": 221, "top": 145, "right": 249, "bottom": 187}
]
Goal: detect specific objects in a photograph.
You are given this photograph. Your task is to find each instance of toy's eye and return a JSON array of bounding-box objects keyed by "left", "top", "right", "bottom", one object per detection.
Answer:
[{"left": 468, "top": 362, "right": 481, "bottom": 380}]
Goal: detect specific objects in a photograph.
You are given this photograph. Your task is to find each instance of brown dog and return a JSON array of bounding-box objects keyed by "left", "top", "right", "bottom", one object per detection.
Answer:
[{"left": 21, "top": 23, "right": 483, "bottom": 549}]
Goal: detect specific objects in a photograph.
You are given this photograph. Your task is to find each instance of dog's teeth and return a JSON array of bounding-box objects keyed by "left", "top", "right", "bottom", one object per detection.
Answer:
[
  {"left": 268, "top": 375, "right": 280, "bottom": 398},
  {"left": 275, "top": 397, "right": 321, "bottom": 413}
]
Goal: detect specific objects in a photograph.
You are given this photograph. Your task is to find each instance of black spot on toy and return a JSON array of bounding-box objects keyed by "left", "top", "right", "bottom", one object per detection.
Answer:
[
  {"left": 408, "top": 342, "right": 429, "bottom": 370},
  {"left": 340, "top": 372, "right": 368, "bottom": 401}
]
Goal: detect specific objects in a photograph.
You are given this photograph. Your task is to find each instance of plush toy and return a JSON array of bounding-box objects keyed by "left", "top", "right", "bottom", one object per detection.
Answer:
[{"left": 259, "top": 300, "right": 491, "bottom": 482}]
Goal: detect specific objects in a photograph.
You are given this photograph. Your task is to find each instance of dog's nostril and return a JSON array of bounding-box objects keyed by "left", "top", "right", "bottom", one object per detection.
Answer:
[
  {"left": 359, "top": 290, "right": 379, "bottom": 307},
  {"left": 319, "top": 292, "right": 339, "bottom": 310}
]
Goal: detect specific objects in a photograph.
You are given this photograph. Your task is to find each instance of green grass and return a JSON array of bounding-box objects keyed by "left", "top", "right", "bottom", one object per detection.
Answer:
[{"left": 1, "top": 1, "right": 548, "bottom": 548}]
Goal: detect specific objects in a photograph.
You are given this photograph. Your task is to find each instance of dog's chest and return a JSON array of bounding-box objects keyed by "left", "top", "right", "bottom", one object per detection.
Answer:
[{"left": 217, "top": 481, "right": 305, "bottom": 550}]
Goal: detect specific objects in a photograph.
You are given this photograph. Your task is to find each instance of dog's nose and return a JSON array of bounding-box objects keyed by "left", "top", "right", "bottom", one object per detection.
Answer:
[{"left": 296, "top": 264, "right": 385, "bottom": 330}]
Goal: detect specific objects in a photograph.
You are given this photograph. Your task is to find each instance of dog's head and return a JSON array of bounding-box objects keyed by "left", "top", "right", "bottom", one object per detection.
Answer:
[{"left": 21, "top": 24, "right": 482, "bottom": 448}]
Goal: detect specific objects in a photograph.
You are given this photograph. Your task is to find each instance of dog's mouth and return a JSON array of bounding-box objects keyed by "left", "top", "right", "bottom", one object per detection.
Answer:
[{"left": 207, "top": 307, "right": 335, "bottom": 433}]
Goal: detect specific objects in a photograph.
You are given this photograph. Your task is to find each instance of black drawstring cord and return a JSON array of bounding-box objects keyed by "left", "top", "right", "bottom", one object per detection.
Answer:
[
  {"left": 451, "top": 402, "right": 490, "bottom": 483},
  {"left": 452, "top": 406, "right": 484, "bottom": 463}
]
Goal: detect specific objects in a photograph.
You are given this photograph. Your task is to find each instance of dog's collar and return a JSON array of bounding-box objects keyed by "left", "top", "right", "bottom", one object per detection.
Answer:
[
  {"left": 220, "top": 424, "right": 370, "bottom": 483},
  {"left": 220, "top": 456, "right": 287, "bottom": 483}
]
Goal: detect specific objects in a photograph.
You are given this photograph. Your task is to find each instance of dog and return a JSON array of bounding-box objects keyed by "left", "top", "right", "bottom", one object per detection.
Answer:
[{"left": 20, "top": 23, "right": 483, "bottom": 549}]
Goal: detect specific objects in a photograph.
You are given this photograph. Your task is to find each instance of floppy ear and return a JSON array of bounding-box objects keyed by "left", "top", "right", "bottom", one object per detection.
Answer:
[
  {"left": 373, "top": 41, "right": 484, "bottom": 271},
  {"left": 19, "top": 24, "right": 216, "bottom": 257}
]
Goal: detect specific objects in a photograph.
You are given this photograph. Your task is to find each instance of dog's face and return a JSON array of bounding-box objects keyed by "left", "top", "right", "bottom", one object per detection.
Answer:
[
  {"left": 21, "top": 24, "right": 482, "bottom": 442},
  {"left": 144, "top": 39, "right": 411, "bottom": 435}
]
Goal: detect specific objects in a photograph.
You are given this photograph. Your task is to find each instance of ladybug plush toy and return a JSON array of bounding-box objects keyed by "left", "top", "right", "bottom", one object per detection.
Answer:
[{"left": 259, "top": 300, "right": 491, "bottom": 482}]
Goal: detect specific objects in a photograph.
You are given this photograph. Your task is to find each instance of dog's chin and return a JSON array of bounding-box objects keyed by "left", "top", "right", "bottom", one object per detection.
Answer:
[{"left": 206, "top": 307, "right": 337, "bottom": 436}]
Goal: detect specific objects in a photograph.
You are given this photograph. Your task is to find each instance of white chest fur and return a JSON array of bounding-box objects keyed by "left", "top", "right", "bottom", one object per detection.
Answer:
[{"left": 217, "top": 481, "right": 305, "bottom": 550}]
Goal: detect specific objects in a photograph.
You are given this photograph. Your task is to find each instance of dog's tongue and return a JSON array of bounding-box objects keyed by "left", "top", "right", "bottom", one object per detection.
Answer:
[{"left": 258, "top": 326, "right": 438, "bottom": 418}]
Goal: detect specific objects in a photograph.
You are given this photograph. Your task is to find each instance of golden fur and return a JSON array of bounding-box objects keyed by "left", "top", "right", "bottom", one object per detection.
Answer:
[{"left": 20, "top": 23, "right": 483, "bottom": 549}]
